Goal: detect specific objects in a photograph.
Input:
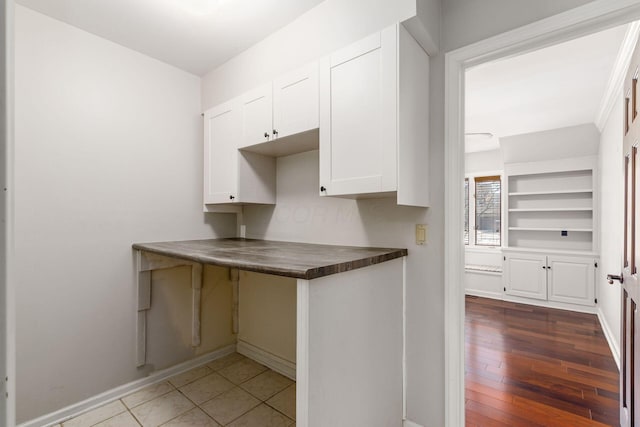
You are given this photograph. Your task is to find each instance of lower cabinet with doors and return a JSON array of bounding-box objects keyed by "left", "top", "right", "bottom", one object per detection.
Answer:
[{"left": 503, "top": 249, "right": 597, "bottom": 307}]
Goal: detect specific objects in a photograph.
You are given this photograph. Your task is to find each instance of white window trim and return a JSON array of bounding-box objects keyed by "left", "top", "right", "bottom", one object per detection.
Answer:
[{"left": 464, "top": 170, "right": 504, "bottom": 249}]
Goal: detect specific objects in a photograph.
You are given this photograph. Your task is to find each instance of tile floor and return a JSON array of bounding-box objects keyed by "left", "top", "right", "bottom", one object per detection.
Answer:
[{"left": 55, "top": 353, "right": 296, "bottom": 427}]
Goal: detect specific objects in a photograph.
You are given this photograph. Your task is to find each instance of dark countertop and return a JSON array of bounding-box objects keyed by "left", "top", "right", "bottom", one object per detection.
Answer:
[{"left": 132, "top": 238, "right": 407, "bottom": 280}]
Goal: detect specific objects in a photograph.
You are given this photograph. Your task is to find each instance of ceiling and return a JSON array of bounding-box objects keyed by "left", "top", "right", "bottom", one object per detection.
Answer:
[
  {"left": 465, "top": 24, "right": 629, "bottom": 153},
  {"left": 16, "top": 0, "right": 326, "bottom": 76}
]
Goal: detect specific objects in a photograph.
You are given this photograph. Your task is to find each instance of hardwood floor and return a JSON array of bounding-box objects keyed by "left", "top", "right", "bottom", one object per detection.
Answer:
[{"left": 465, "top": 296, "right": 620, "bottom": 427}]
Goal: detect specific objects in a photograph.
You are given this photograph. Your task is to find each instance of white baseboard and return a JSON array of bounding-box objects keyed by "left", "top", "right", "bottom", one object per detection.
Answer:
[
  {"left": 465, "top": 289, "right": 503, "bottom": 300},
  {"left": 597, "top": 307, "right": 621, "bottom": 371},
  {"left": 19, "top": 345, "right": 236, "bottom": 427},
  {"left": 403, "top": 419, "right": 424, "bottom": 427},
  {"left": 236, "top": 340, "right": 296, "bottom": 381},
  {"left": 502, "top": 295, "right": 597, "bottom": 314}
]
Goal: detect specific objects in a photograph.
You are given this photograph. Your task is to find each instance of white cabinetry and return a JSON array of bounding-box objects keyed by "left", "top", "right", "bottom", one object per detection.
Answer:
[
  {"left": 240, "top": 62, "right": 319, "bottom": 154},
  {"left": 500, "top": 156, "right": 599, "bottom": 310},
  {"left": 203, "top": 62, "right": 319, "bottom": 207},
  {"left": 204, "top": 100, "right": 239, "bottom": 204},
  {"left": 504, "top": 252, "right": 547, "bottom": 300},
  {"left": 239, "top": 84, "right": 273, "bottom": 148},
  {"left": 203, "top": 100, "right": 276, "bottom": 207},
  {"left": 273, "top": 63, "right": 319, "bottom": 140},
  {"left": 503, "top": 250, "right": 596, "bottom": 307},
  {"left": 547, "top": 255, "right": 595, "bottom": 306},
  {"left": 319, "top": 23, "right": 430, "bottom": 207}
]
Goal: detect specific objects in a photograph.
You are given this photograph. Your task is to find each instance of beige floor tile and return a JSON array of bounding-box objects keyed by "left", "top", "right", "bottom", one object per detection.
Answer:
[
  {"left": 62, "top": 400, "right": 127, "bottom": 427},
  {"left": 218, "top": 359, "right": 267, "bottom": 385},
  {"left": 178, "top": 372, "right": 234, "bottom": 405},
  {"left": 207, "top": 353, "right": 246, "bottom": 372},
  {"left": 200, "top": 387, "right": 260, "bottom": 425},
  {"left": 266, "top": 384, "right": 295, "bottom": 420},
  {"left": 160, "top": 407, "right": 220, "bottom": 426},
  {"left": 93, "top": 411, "right": 141, "bottom": 427},
  {"left": 130, "top": 390, "right": 194, "bottom": 427},
  {"left": 240, "top": 371, "right": 293, "bottom": 401},
  {"left": 227, "top": 404, "right": 293, "bottom": 427},
  {"left": 168, "top": 365, "right": 213, "bottom": 388},
  {"left": 123, "top": 382, "right": 175, "bottom": 409}
]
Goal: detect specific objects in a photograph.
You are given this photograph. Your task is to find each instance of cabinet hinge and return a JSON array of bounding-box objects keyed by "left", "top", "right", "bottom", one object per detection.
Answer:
[{"left": 595, "top": 298, "right": 598, "bottom": 304}]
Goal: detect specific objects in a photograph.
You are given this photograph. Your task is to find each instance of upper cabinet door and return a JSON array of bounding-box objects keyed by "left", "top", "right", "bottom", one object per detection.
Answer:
[
  {"left": 203, "top": 100, "right": 239, "bottom": 204},
  {"left": 319, "top": 26, "right": 398, "bottom": 196},
  {"left": 273, "top": 62, "right": 319, "bottom": 139},
  {"left": 240, "top": 83, "right": 273, "bottom": 148}
]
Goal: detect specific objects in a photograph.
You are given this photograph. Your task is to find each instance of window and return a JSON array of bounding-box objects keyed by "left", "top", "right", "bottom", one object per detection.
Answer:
[{"left": 464, "top": 174, "right": 501, "bottom": 247}]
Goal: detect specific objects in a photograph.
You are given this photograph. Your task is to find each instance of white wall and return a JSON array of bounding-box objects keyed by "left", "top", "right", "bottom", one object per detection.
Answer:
[
  {"left": 200, "top": 2, "right": 444, "bottom": 425},
  {"left": 201, "top": 0, "right": 421, "bottom": 109},
  {"left": 14, "top": 6, "right": 237, "bottom": 422},
  {"left": 442, "top": 0, "right": 596, "bottom": 51},
  {"left": 465, "top": 149, "right": 502, "bottom": 173},
  {"left": 597, "top": 95, "right": 623, "bottom": 364},
  {"left": 500, "top": 123, "right": 600, "bottom": 163}
]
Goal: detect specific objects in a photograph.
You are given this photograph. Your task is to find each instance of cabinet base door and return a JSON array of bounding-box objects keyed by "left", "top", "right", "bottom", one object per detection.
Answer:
[
  {"left": 547, "top": 256, "right": 595, "bottom": 306},
  {"left": 504, "top": 254, "right": 547, "bottom": 300}
]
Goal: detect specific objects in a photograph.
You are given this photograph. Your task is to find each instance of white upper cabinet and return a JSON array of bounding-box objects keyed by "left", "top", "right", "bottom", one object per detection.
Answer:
[
  {"left": 204, "top": 99, "right": 240, "bottom": 204},
  {"left": 273, "top": 62, "right": 319, "bottom": 140},
  {"left": 319, "top": 24, "right": 430, "bottom": 207},
  {"left": 240, "top": 83, "right": 273, "bottom": 148},
  {"left": 203, "top": 99, "right": 276, "bottom": 208},
  {"left": 238, "top": 62, "right": 319, "bottom": 154}
]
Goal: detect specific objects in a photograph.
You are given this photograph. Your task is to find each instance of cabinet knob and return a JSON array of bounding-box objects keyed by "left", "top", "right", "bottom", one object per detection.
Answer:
[
  {"left": 320, "top": 186, "right": 326, "bottom": 192},
  {"left": 273, "top": 129, "right": 278, "bottom": 136},
  {"left": 264, "top": 132, "right": 269, "bottom": 138},
  {"left": 229, "top": 195, "right": 235, "bottom": 200},
  {"left": 542, "top": 266, "right": 546, "bottom": 269}
]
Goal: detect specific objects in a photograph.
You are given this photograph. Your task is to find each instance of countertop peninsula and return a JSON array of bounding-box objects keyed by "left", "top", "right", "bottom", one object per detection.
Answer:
[{"left": 132, "top": 238, "right": 407, "bottom": 280}]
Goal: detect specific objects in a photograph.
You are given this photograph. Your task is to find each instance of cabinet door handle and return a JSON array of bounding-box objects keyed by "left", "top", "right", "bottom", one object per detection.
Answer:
[
  {"left": 273, "top": 129, "right": 278, "bottom": 136},
  {"left": 547, "top": 266, "right": 551, "bottom": 270},
  {"left": 229, "top": 195, "right": 235, "bottom": 200},
  {"left": 542, "top": 266, "right": 546, "bottom": 269},
  {"left": 320, "top": 186, "right": 326, "bottom": 192},
  {"left": 264, "top": 132, "right": 269, "bottom": 138}
]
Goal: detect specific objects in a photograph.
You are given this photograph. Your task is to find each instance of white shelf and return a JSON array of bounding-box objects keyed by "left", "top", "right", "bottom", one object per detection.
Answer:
[
  {"left": 509, "top": 227, "right": 593, "bottom": 232},
  {"left": 508, "top": 189, "right": 593, "bottom": 196},
  {"left": 508, "top": 208, "right": 593, "bottom": 212}
]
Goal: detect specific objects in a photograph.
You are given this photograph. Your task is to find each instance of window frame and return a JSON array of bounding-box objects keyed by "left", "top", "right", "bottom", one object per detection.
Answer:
[{"left": 464, "top": 171, "right": 504, "bottom": 248}]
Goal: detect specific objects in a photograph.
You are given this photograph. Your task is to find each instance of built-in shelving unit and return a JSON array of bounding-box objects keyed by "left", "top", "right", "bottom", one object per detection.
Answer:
[
  {"left": 502, "top": 156, "right": 598, "bottom": 309},
  {"left": 504, "top": 156, "right": 597, "bottom": 252}
]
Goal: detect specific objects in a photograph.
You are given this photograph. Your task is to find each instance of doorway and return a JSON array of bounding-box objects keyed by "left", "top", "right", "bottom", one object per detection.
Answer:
[{"left": 444, "top": 3, "right": 640, "bottom": 426}]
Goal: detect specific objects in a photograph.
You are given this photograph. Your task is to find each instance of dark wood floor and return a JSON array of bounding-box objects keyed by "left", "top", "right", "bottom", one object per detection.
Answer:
[{"left": 465, "top": 296, "right": 620, "bottom": 427}]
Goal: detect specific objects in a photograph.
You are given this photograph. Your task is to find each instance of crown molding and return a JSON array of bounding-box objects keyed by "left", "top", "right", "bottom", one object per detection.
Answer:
[{"left": 595, "top": 21, "right": 640, "bottom": 131}]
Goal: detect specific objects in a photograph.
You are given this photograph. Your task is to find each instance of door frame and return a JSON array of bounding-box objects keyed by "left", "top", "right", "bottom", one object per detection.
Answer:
[
  {"left": 2, "top": 0, "right": 14, "bottom": 426},
  {"left": 444, "top": 1, "right": 640, "bottom": 425}
]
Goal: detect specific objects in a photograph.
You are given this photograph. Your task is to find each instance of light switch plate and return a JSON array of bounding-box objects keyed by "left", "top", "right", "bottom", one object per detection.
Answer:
[{"left": 416, "top": 224, "right": 427, "bottom": 245}]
